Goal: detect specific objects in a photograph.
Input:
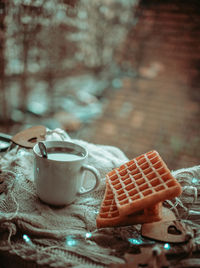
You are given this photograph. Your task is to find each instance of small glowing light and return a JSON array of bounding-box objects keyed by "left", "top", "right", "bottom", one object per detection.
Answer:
[
  {"left": 128, "top": 238, "right": 143, "bottom": 245},
  {"left": 164, "top": 243, "right": 171, "bottom": 250},
  {"left": 192, "top": 178, "right": 198, "bottom": 184},
  {"left": 85, "top": 232, "right": 92, "bottom": 238},
  {"left": 65, "top": 236, "right": 77, "bottom": 247},
  {"left": 23, "top": 234, "right": 31, "bottom": 243}
]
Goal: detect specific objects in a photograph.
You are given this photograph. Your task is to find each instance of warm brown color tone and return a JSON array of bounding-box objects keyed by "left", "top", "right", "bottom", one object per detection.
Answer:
[
  {"left": 97, "top": 150, "right": 182, "bottom": 228},
  {"left": 108, "top": 150, "right": 182, "bottom": 215},
  {"left": 12, "top": 125, "right": 46, "bottom": 148},
  {"left": 81, "top": 0, "right": 200, "bottom": 171},
  {"left": 96, "top": 183, "right": 162, "bottom": 228}
]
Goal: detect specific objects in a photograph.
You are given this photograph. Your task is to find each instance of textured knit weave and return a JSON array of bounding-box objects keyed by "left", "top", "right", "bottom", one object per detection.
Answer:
[{"left": 0, "top": 129, "right": 199, "bottom": 267}]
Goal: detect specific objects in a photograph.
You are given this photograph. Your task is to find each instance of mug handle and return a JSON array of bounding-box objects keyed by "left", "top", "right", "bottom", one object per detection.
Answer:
[{"left": 77, "top": 164, "right": 100, "bottom": 195}]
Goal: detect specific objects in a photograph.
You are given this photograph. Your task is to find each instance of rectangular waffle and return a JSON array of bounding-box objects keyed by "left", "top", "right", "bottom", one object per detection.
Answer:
[
  {"left": 96, "top": 182, "right": 163, "bottom": 228},
  {"left": 106, "top": 150, "right": 182, "bottom": 216}
]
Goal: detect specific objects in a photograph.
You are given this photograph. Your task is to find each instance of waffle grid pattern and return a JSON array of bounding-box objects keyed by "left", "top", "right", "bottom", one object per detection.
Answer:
[
  {"left": 107, "top": 150, "right": 182, "bottom": 216},
  {"left": 96, "top": 150, "right": 182, "bottom": 228},
  {"left": 96, "top": 183, "right": 162, "bottom": 228}
]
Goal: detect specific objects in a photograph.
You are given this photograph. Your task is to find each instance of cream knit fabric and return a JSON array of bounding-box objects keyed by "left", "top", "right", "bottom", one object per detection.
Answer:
[{"left": 0, "top": 129, "right": 199, "bottom": 267}]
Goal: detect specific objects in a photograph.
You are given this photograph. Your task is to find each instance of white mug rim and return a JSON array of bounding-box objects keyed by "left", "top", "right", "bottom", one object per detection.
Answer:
[{"left": 33, "top": 140, "right": 87, "bottom": 162}]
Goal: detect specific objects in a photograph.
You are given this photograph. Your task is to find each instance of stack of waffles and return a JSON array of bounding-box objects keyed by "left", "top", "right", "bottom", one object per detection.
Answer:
[{"left": 96, "top": 150, "right": 182, "bottom": 228}]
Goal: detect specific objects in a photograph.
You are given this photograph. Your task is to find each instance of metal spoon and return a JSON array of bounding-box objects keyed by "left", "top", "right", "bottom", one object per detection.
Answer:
[{"left": 38, "top": 142, "right": 48, "bottom": 158}]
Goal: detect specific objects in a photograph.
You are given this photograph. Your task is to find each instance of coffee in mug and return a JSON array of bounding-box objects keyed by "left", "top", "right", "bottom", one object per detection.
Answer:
[{"left": 46, "top": 147, "right": 84, "bottom": 161}]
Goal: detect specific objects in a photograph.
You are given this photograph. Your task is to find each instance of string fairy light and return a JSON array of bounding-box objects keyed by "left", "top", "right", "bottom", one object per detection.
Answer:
[
  {"left": 128, "top": 238, "right": 143, "bottom": 245},
  {"left": 85, "top": 232, "right": 92, "bottom": 239},
  {"left": 23, "top": 234, "right": 31, "bottom": 243},
  {"left": 65, "top": 235, "right": 78, "bottom": 247},
  {"left": 163, "top": 243, "right": 171, "bottom": 250}
]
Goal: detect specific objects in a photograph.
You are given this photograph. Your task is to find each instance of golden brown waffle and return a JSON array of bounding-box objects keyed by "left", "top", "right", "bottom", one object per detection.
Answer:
[
  {"left": 106, "top": 150, "right": 182, "bottom": 216},
  {"left": 96, "top": 183, "right": 162, "bottom": 228}
]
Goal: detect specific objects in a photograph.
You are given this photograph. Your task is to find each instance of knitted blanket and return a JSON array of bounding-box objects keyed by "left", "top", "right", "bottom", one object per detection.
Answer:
[{"left": 0, "top": 129, "right": 199, "bottom": 267}]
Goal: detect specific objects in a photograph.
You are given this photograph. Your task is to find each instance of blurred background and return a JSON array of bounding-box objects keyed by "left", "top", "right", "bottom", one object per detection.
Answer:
[{"left": 0, "top": 0, "right": 199, "bottom": 170}]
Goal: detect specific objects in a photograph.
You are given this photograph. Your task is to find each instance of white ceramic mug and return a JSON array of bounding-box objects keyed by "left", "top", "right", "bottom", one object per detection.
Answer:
[{"left": 33, "top": 140, "right": 100, "bottom": 206}]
